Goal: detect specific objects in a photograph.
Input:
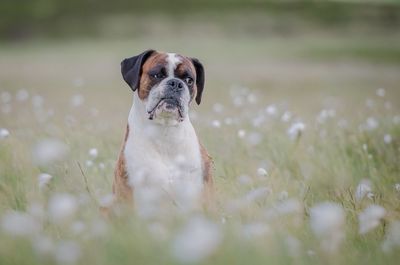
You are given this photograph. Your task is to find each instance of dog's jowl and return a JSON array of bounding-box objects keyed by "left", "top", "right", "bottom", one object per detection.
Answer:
[{"left": 113, "top": 50, "right": 213, "bottom": 216}]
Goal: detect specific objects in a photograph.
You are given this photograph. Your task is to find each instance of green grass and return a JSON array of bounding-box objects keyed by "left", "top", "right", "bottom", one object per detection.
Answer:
[{"left": 0, "top": 31, "right": 400, "bottom": 265}]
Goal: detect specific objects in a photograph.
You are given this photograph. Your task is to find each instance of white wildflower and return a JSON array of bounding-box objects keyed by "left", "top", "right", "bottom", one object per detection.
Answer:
[
  {"left": 224, "top": 117, "right": 233, "bottom": 125},
  {"left": 48, "top": 193, "right": 77, "bottom": 224},
  {"left": 16, "top": 89, "right": 29, "bottom": 102},
  {"left": 38, "top": 173, "right": 53, "bottom": 189},
  {"left": 134, "top": 186, "right": 165, "bottom": 219},
  {"left": 309, "top": 202, "right": 345, "bottom": 253},
  {"left": 376, "top": 88, "right": 385, "bottom": 97},
  {"left": 247, "top": 93, "right": 257, "bottom": 104},
  {"left": 281, "top": 111, "right": 292, "bottom": 122},
  {"left": 90, "top": 107, "right": 99, "bottom": 117},
  {"left": 85, "top": 160, "right": 94, "bottom": 167},
  {"left": 1, "top": 91, "right": 12, "bottom": 103},
  {"left": 0, "top": 128, "right": 10, "bottom": 139},
  {"left": 383, "top": 134, "right": 392, "bottom": 144},
  {"left": 285, "top": 235, "right": 301, "bottom": 257},
  {"left": 89, "top": 219, "right": 108, "bottom": 238},
  {"left": 358, "top": 204, "right": 386, "bottom": 235},
  {"left": 278, "top": 190, "right": 289, "bottom": 201},
  {"left": 98, "top": 194, "right": 114, "bottom": 208},
  {"left": 355, "top": 179, "right": 373, "bottom": 202},
  {"left": 32, "top": 95, "right": 44, "bottom": 108},
  {"left": 265, "top": 198, "right": 302, "bottom": 219},
  {"left": 257, "top": 167, "right": 268, "bottom": 177},
  {"left": 54, "top": 240, "right": 81, "bottom": 265},
  {"left": 366, "top": 99, "right": 375, "bottom": 108},
  {"left": 1, "top": 104, "right": 11, "bottom": 114},
  {"left": 366, "top": 117, "right": 379, "bottom": 130},
  {"left": 246, "top": 131, "right": 262, "bottom": 146},
  {"left": 287, "top": 122, "right": 306, "bottom": 140},
  {"left": 211, "top": 120, "right": 221, "bottom": 128},
  {"left": 241, "top": 222, "right": 270, "bottom": 239},
  {"left": 395, "top": 183, "right": 400, "bottom": 192},
  {"left": 233, "top": 96, "right": 244, "bottom": 107},
  {"left": 265, "top": 104, "right": 277, "bottom": 116},
  {"left": 64, "top": 115, "right": 77, "bottom": 127},
  {"left": 32, "top": 139, "right": 69, "bottom": 166},
  {"left": 173, "top": 180, "right": 203, "bottom": 213},
  {"left": 307, "top": 250, "right": 316, "bottom": 256},
  {"left": 212, "top": 103, "right": 224, "bottom": 113},
  {"left": 147, "top": 222, "right": 169, "bottom": 241},
  {"left": 32, "top": 235, "right": 54, "bottom": 256},
  {"left": 174, "top": 154, "right": 187, "bottom": 166},
  {"left": 251, "top": 114, "right": 265, "bottom": 127},
  {"left": 1, "top": 211, "right": 41, "bottom": 237},
  {"left": 317, "top": 109, "right": 328, "bottom": 123},
  {"left": 72, "top": 77, "right": 85, "bottom": 87},
  {"left": 27, "top": 202, "right": 45, "bottom": 221},
  {"left": 237, "top": 129, "right": 246, "bottom": 138},
  {"left": 70, "top": 221, "right": 86, "bottom": 235},
  {"left": 77, "top": 193, "right": 90, "bottom": 206},
  {"left": 317, "top": 109, "right": 336, "bottom": 123},
  {"left": 70, "top": 94, "right": 85, "bottom": 107},
  {"left": 393, "top": 115, "right": 400, "bottom": 124},
  {"left": 244, "top": 187, "right": 271, "bottom": 203},
  {"left": 237, "top": 175, "right": 252, "bottom": 185},
  {"left": 98, "top": 162, "right": 105, "bottom": 170},
  {"left": 362, "top": 143, "right": 368, "bottom": 151},
  {"left": 382, "top": 221, "right": 400, "bottom": 253},
  {"left": 338, "top": 119, "right": 348, "bottom": 128},
  {"left": 88, "top": 148, "right": 98, "bottom": 158},
  {"left": 172, "top": 216, "right": 222, "bottom": 263}
]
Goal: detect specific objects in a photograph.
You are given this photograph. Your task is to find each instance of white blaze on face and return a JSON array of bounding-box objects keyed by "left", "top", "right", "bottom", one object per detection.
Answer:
[
  {"left": 144, "top": 52, "right": 191, "bottom": 125},
  {"left": 167, "top": 53, "right": 181, "bottom": 77}
]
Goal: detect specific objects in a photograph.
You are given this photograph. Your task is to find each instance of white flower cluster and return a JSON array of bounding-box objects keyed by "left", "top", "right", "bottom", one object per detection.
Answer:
[{"left": 309, "top": 202, "right": 345, "bottom": 253}]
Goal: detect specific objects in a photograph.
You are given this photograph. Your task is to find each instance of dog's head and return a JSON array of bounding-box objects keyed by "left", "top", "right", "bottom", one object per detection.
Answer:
[{"left": 121, "top": 50, "right": 205, "bottom": 125}]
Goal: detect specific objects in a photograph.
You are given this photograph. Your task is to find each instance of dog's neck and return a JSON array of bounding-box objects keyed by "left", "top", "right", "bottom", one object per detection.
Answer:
[{"left": 127, "top": 93, "right": 197, "bottom": 151}]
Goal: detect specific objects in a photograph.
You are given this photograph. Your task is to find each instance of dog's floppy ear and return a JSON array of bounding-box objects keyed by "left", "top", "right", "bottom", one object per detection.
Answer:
[
  {"left": 121, "top": 49, "right": 155, "bottom": 91},
  {"left": 191, "top": 58, "right": 205, "bottom": 105}
]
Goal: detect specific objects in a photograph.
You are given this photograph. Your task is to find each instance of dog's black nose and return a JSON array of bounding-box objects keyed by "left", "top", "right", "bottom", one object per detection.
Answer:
[{"left": 166, "top": 78, "right": 184, "bottom": 93}]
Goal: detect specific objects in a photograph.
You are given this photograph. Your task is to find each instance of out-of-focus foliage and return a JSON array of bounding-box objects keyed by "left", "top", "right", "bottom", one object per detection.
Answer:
[{"left": 1, "top": 0, "right": 400, "bottom": 39}]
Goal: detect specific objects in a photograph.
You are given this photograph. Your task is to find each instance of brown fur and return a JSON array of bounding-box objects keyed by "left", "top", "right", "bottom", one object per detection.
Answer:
[
  {"left": 174, "top": 58, "right": 198, "bottom": 101},
  {"left": 200, "top": 142, "right": 214, "bottom": 206},
  {"left": 138, "top": 52, "right": 167, "bottom": 100},
  {"left": 113, "top": 124, "right": 132, "bottom": 202}
]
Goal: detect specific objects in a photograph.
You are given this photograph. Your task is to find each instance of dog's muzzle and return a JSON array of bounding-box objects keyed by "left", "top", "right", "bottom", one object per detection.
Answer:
[{"left": 148, "top": 78, "right": 186, "bottom": 121}]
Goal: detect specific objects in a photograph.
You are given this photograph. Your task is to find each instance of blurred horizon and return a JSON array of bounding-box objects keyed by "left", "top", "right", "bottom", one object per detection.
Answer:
[{"left": 1, "top": 0, "right": 400, "bottom": 41}]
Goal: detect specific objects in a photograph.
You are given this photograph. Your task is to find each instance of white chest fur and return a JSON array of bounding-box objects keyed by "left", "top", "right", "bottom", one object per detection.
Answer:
[{"left": 124, "top": 94, "right": 203, "bottom": 192}]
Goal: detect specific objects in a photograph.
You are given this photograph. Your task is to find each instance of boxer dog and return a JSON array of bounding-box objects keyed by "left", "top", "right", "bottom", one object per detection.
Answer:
[{"left": 112, "top": 50, "right": 213, "bottom": 213}]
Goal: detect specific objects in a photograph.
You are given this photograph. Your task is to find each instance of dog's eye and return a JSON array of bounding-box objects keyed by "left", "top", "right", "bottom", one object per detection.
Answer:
[
  {"left": 185, "top": 77, "right": 194, "bottom": 86},
  {"left": 152, "top": 73, "right": 164, "bottom": 79}
]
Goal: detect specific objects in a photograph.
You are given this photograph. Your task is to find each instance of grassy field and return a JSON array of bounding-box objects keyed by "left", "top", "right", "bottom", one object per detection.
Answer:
[{"left": 0, "top": 30, "right": 400, "bottom": 265}]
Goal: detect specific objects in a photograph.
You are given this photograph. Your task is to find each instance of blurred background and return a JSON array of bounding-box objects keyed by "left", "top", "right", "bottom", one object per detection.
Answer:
[
  {"left": 1, "top": 0, "right": 400, "bottom": 140},
  {"left": 1, "top": 0, "right": 400, "bottom": 40},
  {"left": 1, "top": 0, "right": 400, "bottom": 127}
]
